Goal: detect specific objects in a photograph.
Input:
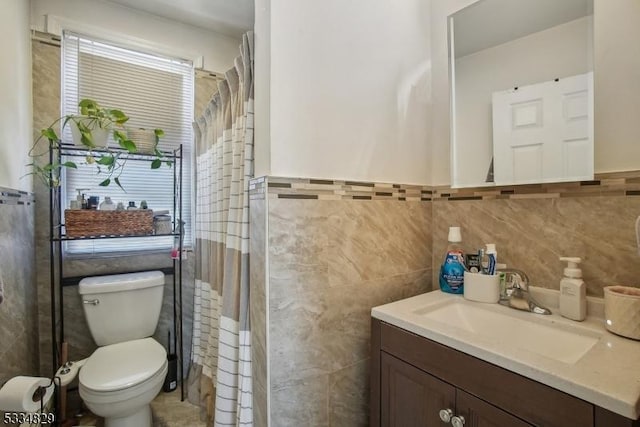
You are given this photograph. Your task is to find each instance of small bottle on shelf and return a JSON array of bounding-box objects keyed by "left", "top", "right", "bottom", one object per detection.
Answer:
[{"left": 99, "top": 196, "right": 116, "bottom": 211}]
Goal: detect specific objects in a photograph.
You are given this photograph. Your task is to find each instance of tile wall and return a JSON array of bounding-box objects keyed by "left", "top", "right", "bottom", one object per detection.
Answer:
[
  {"left": 0, "top": 189, "right": 38, "bottom": 384},
  {"left": 431, "top": 172, "right": 640, "bottom": 297},
  {"left": 250, "top": 171, "right": 640, "bottom": 426},
  {"left": 250, "top": 177, "right": 433, "bottom": 426}
]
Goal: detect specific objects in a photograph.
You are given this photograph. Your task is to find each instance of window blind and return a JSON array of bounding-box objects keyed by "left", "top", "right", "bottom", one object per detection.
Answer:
[{"left": 62, "top": 31, "right": 194, "bottom": 254}]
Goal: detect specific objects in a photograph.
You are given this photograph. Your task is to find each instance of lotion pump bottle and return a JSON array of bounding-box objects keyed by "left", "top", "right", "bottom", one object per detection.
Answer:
[{"left": 559, "top": 257, "right": 586, "bottom": 321}]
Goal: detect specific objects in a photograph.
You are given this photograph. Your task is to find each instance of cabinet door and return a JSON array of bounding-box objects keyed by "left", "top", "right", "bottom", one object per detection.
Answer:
[
  {"left": 456, "top": 389, "right": 532, "bottom": 427},
  {"left": 381, "top": 352, "right": 455, "bottom": 427}
]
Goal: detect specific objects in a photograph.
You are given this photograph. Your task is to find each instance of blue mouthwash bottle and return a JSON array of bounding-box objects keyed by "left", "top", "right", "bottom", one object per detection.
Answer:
[{"left": 439, "top": 226, "right": 465, "bottom": 294}]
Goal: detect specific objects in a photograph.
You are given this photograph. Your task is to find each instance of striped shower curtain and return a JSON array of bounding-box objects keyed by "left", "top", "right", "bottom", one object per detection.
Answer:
[{"left": 188, "top": 32, "right": 254, "bottom": 426}]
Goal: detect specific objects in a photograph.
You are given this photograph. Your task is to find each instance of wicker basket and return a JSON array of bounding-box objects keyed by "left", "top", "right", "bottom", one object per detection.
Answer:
[
  {"left": 127, "top": 128, "right": 157, "bottom": 154},
  {"left": 65, "top": 209, "right": 154, "bottom": 238}
]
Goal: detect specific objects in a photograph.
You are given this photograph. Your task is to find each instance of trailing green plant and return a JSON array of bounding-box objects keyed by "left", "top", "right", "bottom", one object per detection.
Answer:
[{"left": 28, "top": 99, "right": 171, "bottom": 190}]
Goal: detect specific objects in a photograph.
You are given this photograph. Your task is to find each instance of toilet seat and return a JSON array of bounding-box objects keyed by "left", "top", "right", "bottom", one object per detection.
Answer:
[{"left": 80, "top": 337, "right": 167, "bottom": 399}]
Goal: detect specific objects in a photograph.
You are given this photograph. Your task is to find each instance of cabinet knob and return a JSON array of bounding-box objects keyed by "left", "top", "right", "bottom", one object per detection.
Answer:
[
  {"left": 451, "top": 415, "right": 465, "bottom": 427},
  {"left": 439, "top": 408, "right": 453, "bottom": 423}
]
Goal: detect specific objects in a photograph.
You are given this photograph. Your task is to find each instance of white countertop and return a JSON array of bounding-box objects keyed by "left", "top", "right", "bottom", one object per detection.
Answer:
[{"left": 372, "top": 289, "right": 640, "bottom": 420}]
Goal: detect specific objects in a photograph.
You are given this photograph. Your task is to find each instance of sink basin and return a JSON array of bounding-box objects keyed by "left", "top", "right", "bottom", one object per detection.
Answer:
[{"left": 415, "top": 302, "right": 600, "bottom": 364}]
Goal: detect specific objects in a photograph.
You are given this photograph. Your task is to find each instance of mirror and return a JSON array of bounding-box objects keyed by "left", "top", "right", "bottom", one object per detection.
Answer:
[{"left": 449, "top": 0, "right": 594, "bottom": 188}]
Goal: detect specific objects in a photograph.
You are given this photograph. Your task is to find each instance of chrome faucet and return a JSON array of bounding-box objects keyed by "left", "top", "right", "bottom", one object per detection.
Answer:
[{"left": 499, "top": 268, "right": 551, "bottom": 315}]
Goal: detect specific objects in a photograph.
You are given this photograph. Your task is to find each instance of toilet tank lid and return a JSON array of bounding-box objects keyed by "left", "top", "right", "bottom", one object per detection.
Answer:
[{"left": 79, "top": 271, "right": 164, "bottom": 295}]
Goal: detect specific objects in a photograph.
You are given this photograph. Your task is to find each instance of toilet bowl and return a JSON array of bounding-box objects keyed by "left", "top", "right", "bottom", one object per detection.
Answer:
[
  {"left": 80, "top": 338, "right": 168, "bottom": 427},
  {"left": 78, "top": 271, "right": 167, "bottom": 427}
]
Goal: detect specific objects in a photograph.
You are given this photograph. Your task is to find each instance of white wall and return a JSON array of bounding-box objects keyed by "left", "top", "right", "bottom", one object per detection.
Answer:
[
  {"left": 30, "top": 0, "right": 241, "bottom": 73},
  {"left": 254, "top": 0, "right": 271, "bottom": 178},
  {"left": 0, "top": 0, "right": 33, "bottom": 192},
  {"left": 594, "top": 0, "right": 640, "bottom": 173},
  {"left": 454, "top": 17, "right": 591, "bottom": 187},
  {"left": 261, "top": 0, "right": 432, "bottom": 184},
  {"left": 431, "top": 0, "right": 640, "bottom": 185},
  {"left": 430, "top": 0, "right": 476, "bottom": 186}
]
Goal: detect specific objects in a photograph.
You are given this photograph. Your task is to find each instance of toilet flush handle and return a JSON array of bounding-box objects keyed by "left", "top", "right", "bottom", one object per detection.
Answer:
[{"left": 83, "top": 299, "right": 100, "bottom": 305}]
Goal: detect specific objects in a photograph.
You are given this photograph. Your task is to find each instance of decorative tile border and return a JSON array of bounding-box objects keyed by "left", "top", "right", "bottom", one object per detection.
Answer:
[
  {"left": 250, "top": 170, "right": 640, "bottom": 202},
  {"left": 432, "top": 171, "right": 640, "bottom": 201},
  {"left": 262, "top": 177, "right": 432, "bottom": 201},
  {"left": 0, "top": 187, "right": 35, "bottom": 206}
]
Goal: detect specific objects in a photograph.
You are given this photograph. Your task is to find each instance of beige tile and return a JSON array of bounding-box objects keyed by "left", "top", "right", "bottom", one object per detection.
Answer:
[
  {"left": 432, "top": 197, "right": 640, "bottom": 297},
  {"left": 269, "top": 269, "right": 431, "bottom": 421},
  {"left": 268, "top": 200, "right": 331, "bottom": 300},
  {"left": 268, "top": 196, "right": 433, "bottom": 423},
  {"left": 599, "top": 178, "right": 626, "bottom": 186},
  {"left": 291, "top": 182, "right": 342, "bottom": 191},
  {"left": 510, "top": 193, "right": 560, "bottom": 199},
  {"left": 597, "top": 170, "right": 640, "bottom": 179},
  {"left": 326, "top": 201, "right": 431, "bottom": 287},
  {"left": 318, "top": 194, "right": 343, "bottom": 201},
  {"left": 0, "top": 202, "right": 38, "bottom": 381},
  {"left": 271, "top": 374, "right": 329, "bottom": 427},
  {"left": 268, "top": 200, "right": 432, "bottom": 288},
  {"left": 329, "top": 359, "right": 370, "bottom": 427}
]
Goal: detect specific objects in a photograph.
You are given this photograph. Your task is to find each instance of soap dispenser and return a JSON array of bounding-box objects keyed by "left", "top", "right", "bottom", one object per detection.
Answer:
[{"left": 559, "top": 257, "right": 586, "bottom": 321}]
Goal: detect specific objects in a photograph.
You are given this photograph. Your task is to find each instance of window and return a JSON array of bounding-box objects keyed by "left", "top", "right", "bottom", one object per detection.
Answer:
[{"left": 61, "top": 31, "right": 194, "bottom": 254}]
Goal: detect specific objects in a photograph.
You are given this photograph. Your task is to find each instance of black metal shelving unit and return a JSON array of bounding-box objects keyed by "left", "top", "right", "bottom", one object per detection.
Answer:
[{"left": 48, "top": 142, "right": 185, "bottom": 423}]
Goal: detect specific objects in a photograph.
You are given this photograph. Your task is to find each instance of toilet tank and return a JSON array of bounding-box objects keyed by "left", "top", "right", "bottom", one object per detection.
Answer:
[{"left": 79, "top": 271, "right": 165, "bottom": 346}]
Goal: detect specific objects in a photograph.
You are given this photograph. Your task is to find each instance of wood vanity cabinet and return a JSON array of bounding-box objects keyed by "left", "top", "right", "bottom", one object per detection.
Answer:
[
  {"left": 371, "top": 318, "right": 640, "bottom": 427},
  {"left": 380, "top": 352, "right": 530, "bottom": 426}
]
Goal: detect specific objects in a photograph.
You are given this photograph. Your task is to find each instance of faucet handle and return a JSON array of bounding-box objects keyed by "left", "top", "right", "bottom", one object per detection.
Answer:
[
  {"left": 499, "top": 268, "right": 529, "bottom": 290},
  {"left": 512, "top": 275, "right": 524, "bottom": 290}
]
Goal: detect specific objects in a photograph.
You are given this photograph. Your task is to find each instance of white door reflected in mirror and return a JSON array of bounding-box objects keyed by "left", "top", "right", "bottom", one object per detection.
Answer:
[
  {"left": 449, "top": 0, "right": 594, "bottom": 188},
  {"left": 492, "top": 72, "right": 593, "bottom": 185}
]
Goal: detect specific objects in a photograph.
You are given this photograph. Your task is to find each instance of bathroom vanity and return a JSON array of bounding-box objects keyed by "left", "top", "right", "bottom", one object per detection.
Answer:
[{"left": 370, "top": 291, "right": 640, "bottom": 427}]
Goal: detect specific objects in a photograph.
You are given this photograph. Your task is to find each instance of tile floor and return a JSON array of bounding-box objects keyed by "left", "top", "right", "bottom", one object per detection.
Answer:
[
  {"left": 151, "top": 391, "right": 207, "bottom": 427},
  {"left": 72, "top": 390, "right": 205, "bottom": 427}
]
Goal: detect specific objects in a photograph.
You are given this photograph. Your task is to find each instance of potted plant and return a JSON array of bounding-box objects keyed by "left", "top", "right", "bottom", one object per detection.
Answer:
[
  {"left": 67, "top": 99, "right": 129, "bottom": 148},
  {"left": 28, "top": 98, "right": 169, "bottom": 189}
]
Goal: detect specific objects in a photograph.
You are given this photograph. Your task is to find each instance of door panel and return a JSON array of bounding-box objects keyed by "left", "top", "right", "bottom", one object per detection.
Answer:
[
  {"left": 563, "top": 137, "right": 591, "bottom": 178},
  {"left": 512, "top": 143, "right": 543, "bottom": 183},
  {"left": 381, "top": 352, "right": 455, "bottom": 427},
  {"left": 557, "top": 74, "right": 592, "bottom": 180}
]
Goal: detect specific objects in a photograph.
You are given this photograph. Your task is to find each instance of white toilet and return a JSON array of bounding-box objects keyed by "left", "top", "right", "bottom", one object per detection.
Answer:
[{"left": 78, "top": 271, "right": 168, "bottom": 427}]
